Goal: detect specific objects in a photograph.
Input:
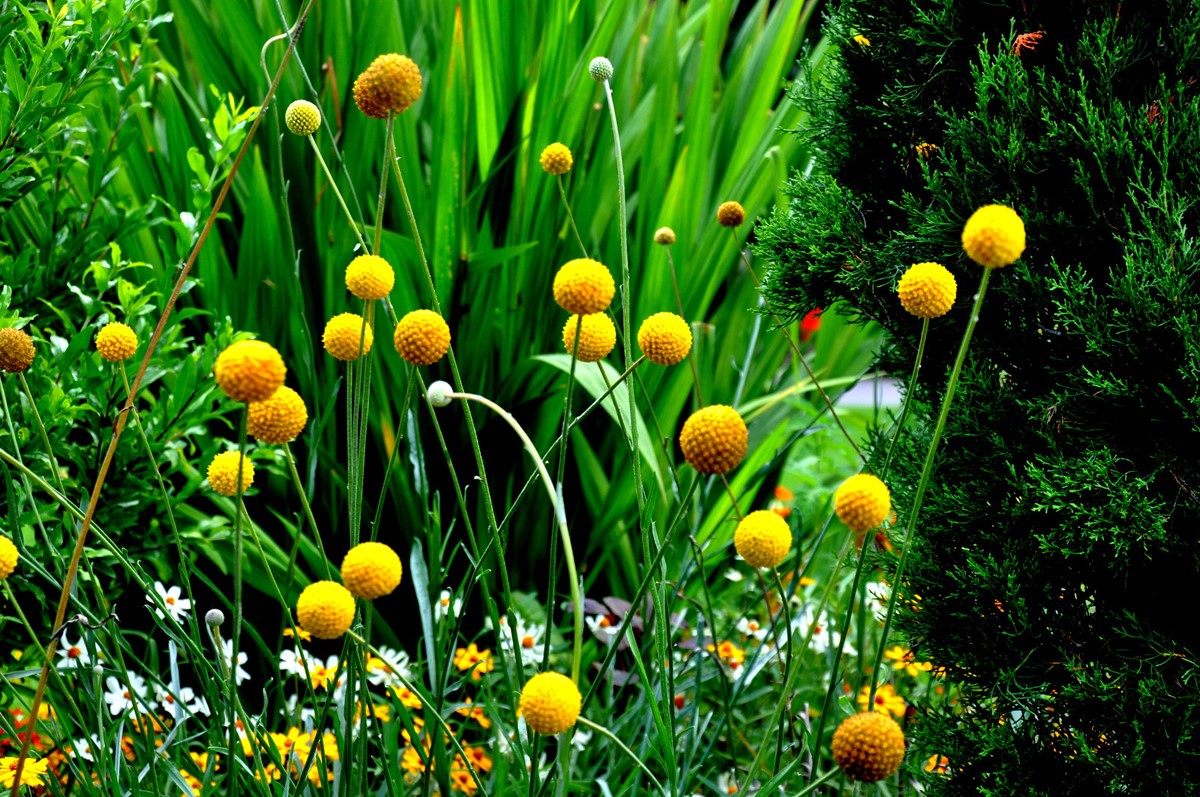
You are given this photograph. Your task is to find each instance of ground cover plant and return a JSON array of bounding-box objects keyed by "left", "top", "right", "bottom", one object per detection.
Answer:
[{"left": 0, "top": 0, "right": 1105, "bottom": 795}]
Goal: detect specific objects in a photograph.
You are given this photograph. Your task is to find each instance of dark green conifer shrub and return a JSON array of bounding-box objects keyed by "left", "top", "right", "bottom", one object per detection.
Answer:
[{"left": 755, "top": 2, "right": 1200, "bottom": 794}]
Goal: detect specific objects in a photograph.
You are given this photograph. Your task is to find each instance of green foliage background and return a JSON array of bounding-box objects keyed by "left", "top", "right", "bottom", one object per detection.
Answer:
[{"left": 756, "top": 1, "right": 1200, "bottom": 794}]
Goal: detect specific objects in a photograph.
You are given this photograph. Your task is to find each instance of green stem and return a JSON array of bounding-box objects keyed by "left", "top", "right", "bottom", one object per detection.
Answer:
[
  {"left": 665, "top": 247, "right": 703, "bottom": 407},
  {"left": 576, "top": 717, "right": 664, "bottom": 792},
  {"left": 556, "top": 176, "right": 588, "bottom": 258},
  {"left": 18, "top": 372, "right": 65, "bottom": 494},
  {"left": 601, "top": 77, "right": 644, "bottom": 510},
  {"left": 867, "top": 268, "right": 994, "bottom": 706},
  {"left": 882, "top": 318, "right": 929, "bottom": 478},
  {"left": 794, "top": 768, "right": 840, "bottom": 796},
  {"left": 444, "top": 390, "right": 584, "bottom": 685},
  {"left": 229, "top": 408, "right": 248, "bottom": 797},
  {"left": 309, "top": 135, "right": 371, "bottom": 254},
  {"left": 283, "top": 442, "right": 331, "bottom": 579}
]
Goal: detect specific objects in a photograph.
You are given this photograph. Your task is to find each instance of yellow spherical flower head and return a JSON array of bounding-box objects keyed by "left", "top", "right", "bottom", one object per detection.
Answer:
[
  {"left": 394, "top": 309, "right": 451, "bottom": 366},
  {"left": 207, "top": 450, "right": 255, "bottom": 497},
  {"left": 353, "top": 54, "right": 423, "bottom": 119},
  {"left": 834, "top": 473, "right": 891, "bottom": 534},
  {"left": 637, "top": 312, "right": 692, "bottom": 366},
  {"left": 519, "top": 672, "right": 582, "bottom": 735},
  {"left": 285, "top": 100, "right": 321, "bottom": 136},
  {"left": 562, "top": 313, "right": 616, "bottom": 363},
  {"left": 95, "top": 322, "right": 138, "bottom": 363},
  {"left": 247, "top": 386, "right": 308, "bottom": 444},
  {"left": 680, "top": 405, "right": 748, "bottom": 475},
  {"left": 0, "top": 535, "right": 18, "bottom": 580},
  {"left": 653, "top": 227, "right": 676, "bottom": 246},
  {"left": 897, "top": 262, "right": 957, "bottom": 319},
  {"left": 716, "top": 201, "right": 746, "bottom": 228},
  {"left": 323, "top": 313, "right": 374, "bottom": 361},
  {"left": 341, "top": 541, "right": 403, "bottom": 600},
  {"left": 539, "top": 143, "right": 573, "bottom": 176},
  {"left": 345, "top": 254, "right": 395, "bottom": 301},
  {"left": 296, "top": 581, "right": 356, "bottom": 640},
  {"left": 961, "top": 204, "right": 1026, "bottom": 268},
  {"left": 214, "top": 340, "right": 287, "bottom": 403},
  {"left": 0, "top": 328, "right": 35, "bottom": 374},
  {"left": 734, "top": 510, "right": 792, "bottom": 569},
  {"left": 832, "top": 712, "right": 906, "bottom": 782},
  {"left": 553, "top": 258, "right": 615, "bottom": 315}
]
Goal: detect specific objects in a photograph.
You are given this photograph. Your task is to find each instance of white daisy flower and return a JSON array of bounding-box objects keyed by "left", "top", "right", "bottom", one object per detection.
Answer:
[
  {"left": 70, "top": 735, "right": 103, "bottom": 762},
  {"left": 366, "top": 646, "right": 411, "bottom": 687},
  {"left": 435, "top": 589, "right": 462, "bottom": 623},
  {"left": 279, "top": 648, "right": 308, "bottom": 677},
  {"left": 498, "top": 614, "right": 546, "bottom": 667},
  {"left": 221, "top": 639, "right": 251, "bottom": 685},
  {"left": 103, "top": 672, "right": 150, "bottom": 716},
  {"left": 56, "top": 632, "right": 90, "bottom": 670},
  {"left": 736, "top": 616, "right": 770, "bottom": 642},
  {"left": 585, "top": 614, "right": 620, "bottom": 640},
  {"left": 148, "top": 581, "right": 192, "bottom": 624},
  {"left": 154, "top": 684, "right": 197, "bottom": 719}
]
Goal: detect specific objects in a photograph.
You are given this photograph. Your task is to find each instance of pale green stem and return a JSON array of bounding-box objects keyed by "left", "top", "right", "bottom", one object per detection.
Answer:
[
  {"left": 794, "top": 768, "right": 840, "bottom": 796},
  {"left": 309, "top": 135, "right": 371, "bottom": 254},
  {"left": 577, "top": 717, "right": 665, "bottom": 793},
  {"left": 443, "top": 390, "right": 583, "bottom": 685},
  {"left": 868, "top": 268, "right": 994, "bottom": 707},
  {"left": 556, "top": 176, "right": 588, "bottom": 258}
]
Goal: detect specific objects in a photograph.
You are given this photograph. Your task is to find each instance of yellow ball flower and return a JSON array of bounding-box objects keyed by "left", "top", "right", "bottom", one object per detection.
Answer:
[
  {"left": 961, "top": 204, "right": 1026, "bottom": 268},
  {"left": 553, "top": 258, "right": 615, "bottom": 315},
  {"left": 653, "top": 227, "right": 676, "bottom": 246},
  {"left": 247, "top": 386, "right": 308, "bottom": 444},
  {"left": 562, "top": 313, "right": 616, "bottom": 362},
  {"left": 519, "top": 671, "right": 582, "bottom": 735},
  {"left": 207, "top": 450, "right": 255, "bottom": 497},
  {"left": 323, "top": 313, "right": 374, "bottom": 361},
  {"left": 716, "top": 201, "right": 746, "bottom": 228},
  {"left": 296, "top": 581, "right": 356, "bottom": 639},
  {"left": 0, "top": 535, "right": 18, "bottom": 580},
  {"left": 393, "top": 309, "right": 451, "bottom": 366},
  {"left": 897, "top": 262, "right": 957, "bottom": 319},
  {"left": 834, "top": 473, "right": 891, "bottom": 533},
  {"left": 285, "top": 100, "right": 321, "bottom": 136},
  {"left": 95, "top": 322, "right": 138, "bottom": 363},
  {"left": 341, "top": 542, "right": 403, "bottom": 600},
  {"left": 353, "top": 54, "right": 423, "bottom": 119},
  {"left": 637, "top": 312, "right": 692, "bottom": 366},
  {"left": 345, "top": 255, "right": 395, "bottom": 300},
  {"left": 832, "top": 711, "right": 906, "bottom": 782},
  {"left": 734, "top": 510, "right": 792, "bottom": 568},
  {"left": 0, "top": 328, "right": 35, "bottom": 374},
  {"left": 214, "top": 340, "right": 287, "bottom": 403},
  {"left": 539, "top": 143, "right": 573, "bottom": 176},
  {"left": 679, "top": 405, "right": 748, "bottom": 475}
]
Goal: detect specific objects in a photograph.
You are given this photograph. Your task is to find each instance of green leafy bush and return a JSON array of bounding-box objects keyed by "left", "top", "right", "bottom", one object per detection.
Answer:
[{"left": 757, "top": 1, "right": 1200, "bottom": 794}]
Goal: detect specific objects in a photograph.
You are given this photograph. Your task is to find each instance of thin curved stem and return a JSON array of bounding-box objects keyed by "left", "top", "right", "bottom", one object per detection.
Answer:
[
  {"left": 556, "top": 176, "right": 588, "bottom": 258},
  {"left": 665, "top": 247, "right": 703, "bottom": 407},
  {"left": 309, "top": 136, "right": 371, "bottom": 254},
  {"left": 882, "top": 318, "right": 929, "bottom": 478},
  {"left": 576, "top": 717, "right": 665, "bottom": 793},
  {"left": 733, "top": 227, "right": 863, "bottom": 461},
  {"left": 283, "top": 442, "right": 331, "bottom": 579},
  {"left": 443, "top": 391, "right": 583, "bottom": 685},
  {"left": 17, "top": 372, "right": 64, "bottom": 494}
]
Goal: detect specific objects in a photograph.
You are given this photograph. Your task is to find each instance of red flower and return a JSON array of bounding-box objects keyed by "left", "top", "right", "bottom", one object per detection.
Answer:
[{"left": 799, "top": 308, "right": 822, "bottom": 342}]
